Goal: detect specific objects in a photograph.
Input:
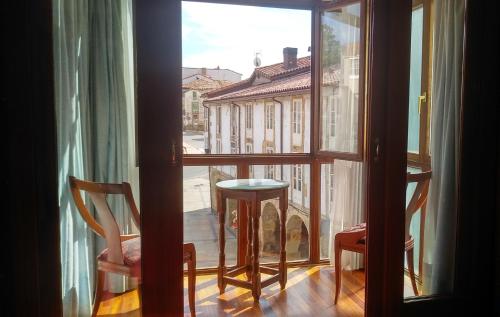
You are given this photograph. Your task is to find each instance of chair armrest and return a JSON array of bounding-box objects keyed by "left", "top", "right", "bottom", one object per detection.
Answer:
[{"left": 120, "top": 234, "right": 140, "bottom": 242}]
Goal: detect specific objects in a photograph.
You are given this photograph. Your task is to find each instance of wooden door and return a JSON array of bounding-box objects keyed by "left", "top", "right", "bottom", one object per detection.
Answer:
[{"left": 135, "top": 1, "right": 184, "bottom": 315}]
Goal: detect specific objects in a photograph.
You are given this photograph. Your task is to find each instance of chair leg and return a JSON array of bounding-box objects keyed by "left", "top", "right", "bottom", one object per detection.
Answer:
[
  {"left": 188, "top": 250, "right": 196, "bottom": 316},
  {"left": 406, "top": 247, "right": 419, "bottom": 296},
  {"left": 334, "top": 241, "right": 342, "bottom": 304},
  {"left": 92, "top": 270, "right": 105, "bottom": 317}
]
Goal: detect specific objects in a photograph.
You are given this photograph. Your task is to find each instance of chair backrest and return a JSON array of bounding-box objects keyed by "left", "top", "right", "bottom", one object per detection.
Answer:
[
  {"left": 69, "top": 176, "right": 141, "bottom": 264},
  {"left": 405, "top": 170, "right": 432, "bottom": 241}
]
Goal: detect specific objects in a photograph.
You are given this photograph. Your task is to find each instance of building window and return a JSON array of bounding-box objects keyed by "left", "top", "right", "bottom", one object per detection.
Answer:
[
  {"left": 216, "top": 106, "right": 222, "bottom": 135},
  {"left": 329, "top": 97, "right": 336, "bottom": 138},
  {"left": 246, "top": 143, "right": 253, "bottom": 154},
  {"left": 264, "top": 147, "right": 274, "bottom": 179},
  {"left": 216, "top": 139, "right": 222, "bottom": 154},
  {"left": 292, "top": 99, "right": 302, "bottom": 134},
  {"left": 192, "top": 101, "right": 199, "bottom": 113},
  {"left": 265, "top": 103, "right": 274, "bottom": 130},
  {"left": 329, "top": 166, "right": 334, "bottom": 202},
  {"left": 351, "top": 57, "right": 359, "bottom": 77},
  {"left": 192, "top": 91, "right": 198, "bottom": 99},
  {"left": 245, "top": 104, "right": 253, "bottom": 129},
  {"left": 204, "top": 107, "right": 209, "bottom": 131},
  {"left": 292, "top": 164, "right": 302, "bottom": 191}
]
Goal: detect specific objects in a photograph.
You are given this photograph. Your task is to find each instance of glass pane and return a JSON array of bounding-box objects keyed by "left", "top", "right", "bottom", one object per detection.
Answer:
[
  {"left": 320, "top": 162, "right": 365, "bottom": 261},
  {"left": 182, "top": 1, "right": 311, "bottom": 154},
  {"left": 250, "top": 164, "right": 311, "bottom": 262},
  {"left": 183, "top": 166, "right": 237, "bottom": 268},
  {"left": 407, "top": 7, "right": 423, "bottom": 154},
  {"left": 320, "top": 3, "right": 361, "bottom": 154}
]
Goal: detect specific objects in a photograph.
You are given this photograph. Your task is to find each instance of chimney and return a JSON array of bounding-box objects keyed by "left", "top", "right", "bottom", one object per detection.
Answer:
[{"left": 283, "top": 47, "right": 298, "bottom": 69}]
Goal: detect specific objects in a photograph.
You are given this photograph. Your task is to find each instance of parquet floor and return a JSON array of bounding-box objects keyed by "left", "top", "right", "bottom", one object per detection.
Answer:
[{"left": 97, "top": 266, "right": 366, "bottom": 317}]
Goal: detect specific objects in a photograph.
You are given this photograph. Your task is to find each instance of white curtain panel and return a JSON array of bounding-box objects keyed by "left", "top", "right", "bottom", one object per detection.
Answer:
[
  {"left": 329, "top": 160, "right": 365, "bottom": 270},
  {"left": 422, "top": 0, "right": 464, "bottom": 295}
]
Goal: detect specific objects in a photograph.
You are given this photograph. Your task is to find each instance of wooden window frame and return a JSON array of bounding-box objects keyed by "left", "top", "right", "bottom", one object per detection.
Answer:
[{"left": 407, "top": 0, "right": 432, "bottom": 169}]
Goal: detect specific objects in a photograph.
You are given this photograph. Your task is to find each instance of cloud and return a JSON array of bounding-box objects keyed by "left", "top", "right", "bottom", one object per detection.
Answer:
[{"left": 182, "top": 2, "right": 311, "bottom": 78}]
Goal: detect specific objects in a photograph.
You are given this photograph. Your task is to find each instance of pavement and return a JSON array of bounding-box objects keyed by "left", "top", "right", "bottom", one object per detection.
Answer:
[{"left": 183, "top": 131, "right": 237, "bottom": 268}]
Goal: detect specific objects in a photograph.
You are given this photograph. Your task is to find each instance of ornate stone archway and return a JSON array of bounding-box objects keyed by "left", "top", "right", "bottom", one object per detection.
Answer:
[
  {"left": 261, "top": 202, "right": 280, "bottom": 255},
  {"left": 286, "top": 214, "right": 309, "bottom": 260}
]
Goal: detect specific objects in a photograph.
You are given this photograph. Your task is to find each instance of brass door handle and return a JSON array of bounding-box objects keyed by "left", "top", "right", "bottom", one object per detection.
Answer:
[{"left": 418, "top": 92, "right": 427, "bottom": 114}]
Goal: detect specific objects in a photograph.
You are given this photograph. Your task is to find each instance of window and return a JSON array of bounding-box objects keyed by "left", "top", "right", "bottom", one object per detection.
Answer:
[
  {"left": 329, "top": 96, "right": 336, "bottom": 138},
  {"left": 216, "top": 139, "right": 222, "bottom": 154},
  {"left": 351, "top": 57, "right": 359, "bottom": 77},
  {"left": 292, "top": 99, "right": 302, "bottom": 134},
  {"left": 407, "top": 3, "right": 431, "bottom": 167},
  {"left": 292, "top": 164, "right": 302, "bottom": 191},
  {"left": 246, "top": 143, "right": 253, "bottom": 154},
  {"left": 319, "top": 3, "right": 363, "bottom": 156},
  {"left": 192, "top": 91, "right": 197, "bottom": 99},
  {"left": 204, "top": 107, "right": 209, "bottom": 131},
  {"left": 245, "top": 104, "right": 253, "bottom": 129},
  {"left": 216, "top": 106, "right": 222, "bottom": 135},
  {"left": 265, "top": 103, "right": 274, "bottom": 130},
  {"left": 329, "top": 166, "right": 334, "bottom": 202},
  {"left": 264, "top": 147, "right": 275, "bottom": 179},
  {"left": 192, "top": 101, "right": 199, "bottom": 113}
]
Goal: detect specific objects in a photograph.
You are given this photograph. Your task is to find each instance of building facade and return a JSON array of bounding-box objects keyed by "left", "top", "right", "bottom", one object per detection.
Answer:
[{"left": 182, "top": 68, "right": 242, "bottom": 133}]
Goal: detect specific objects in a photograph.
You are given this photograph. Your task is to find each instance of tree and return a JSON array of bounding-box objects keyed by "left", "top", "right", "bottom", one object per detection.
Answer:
[{"left": 322, "top": 24, "right": 341, "bottom": 68}]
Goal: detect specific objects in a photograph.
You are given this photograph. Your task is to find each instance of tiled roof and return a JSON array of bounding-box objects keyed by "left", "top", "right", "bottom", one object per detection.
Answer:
[
  {"left": 205, "top": 72, "right": 311, "bottom": 102},
  {"left": 255, "top": 56, "right": 311, "bottom": 79},
  {"left": 204, "top": 56, "right": 311, "bottom": 99},
  {"left": 204, "top": 56, "right": 341, "bottom": 102},
  {"left": 182, "top": 75, "right": 233, "bottom": 91}
]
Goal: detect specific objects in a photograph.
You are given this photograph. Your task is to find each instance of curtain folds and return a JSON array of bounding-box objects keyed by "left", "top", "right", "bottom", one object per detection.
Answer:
[
  {"left": 54, "top": 0, "right": 136, "bottom": 315},
  {"left": 329, "top": 160, "right": 365, "bottom": 270},
  {"left": 422, "top": 0, "right": 464, "bottom": 295}
]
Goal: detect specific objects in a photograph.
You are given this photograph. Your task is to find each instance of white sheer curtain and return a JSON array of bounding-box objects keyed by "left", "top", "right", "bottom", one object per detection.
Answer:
[
  {"left": 54, "top": 0, "right": 136, "bottom": 315},
  {"left": 422, "top": 0, "right": 464, "bottom": 295},
  {"left": 329, "top": 161, "right": 365, "bottom": 270}
]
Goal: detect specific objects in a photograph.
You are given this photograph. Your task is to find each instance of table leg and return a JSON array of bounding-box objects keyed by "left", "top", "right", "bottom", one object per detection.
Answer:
[
  {"left": 217, "top": 190, "right": 226, "bottom": 294},
  {"left": 245, "top": 201, "right": 253, "bottom": 282},
  {"left": 279, "top": 189, "right": 288, "bottom": 290},
  {"left": 251, "top": 199, "right": 261, "bottom": 301}
]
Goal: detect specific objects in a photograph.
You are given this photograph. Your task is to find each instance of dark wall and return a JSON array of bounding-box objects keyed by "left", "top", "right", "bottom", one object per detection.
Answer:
[
  {"left": 454, "top": 0, "right": 500, "bottom": 315},
  {"left": 4, "top": 0, "right": 62, "bottom": 315}
]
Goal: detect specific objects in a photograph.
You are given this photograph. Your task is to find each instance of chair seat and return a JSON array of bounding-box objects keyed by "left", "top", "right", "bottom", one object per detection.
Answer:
[{"left": 98, "top": 237, "right": 141, "bottom": 277}]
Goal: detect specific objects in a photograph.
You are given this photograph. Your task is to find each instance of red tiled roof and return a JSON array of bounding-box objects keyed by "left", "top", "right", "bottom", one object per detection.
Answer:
[
  {"left": 204, "top": 56, "right": 311, "bottom": 99},
  {"left": 255, "top": 56, "right": 311, "bottom": 79},
  {"left": 205, "top": 72, "right": 311, "bottom": 102},
  {"left": 204, "top": 56, "right": 341, "bottom": 102}
]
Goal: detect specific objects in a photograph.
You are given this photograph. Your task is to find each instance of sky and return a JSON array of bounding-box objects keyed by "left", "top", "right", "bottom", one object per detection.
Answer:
[{"left": 182, "top": 2, "right": 311, "bottom": 79}]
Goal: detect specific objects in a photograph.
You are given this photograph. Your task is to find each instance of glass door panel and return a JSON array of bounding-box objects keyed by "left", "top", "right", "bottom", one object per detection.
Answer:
[{"left": 319, "top": 2, "right": 363, "bottom": 157}]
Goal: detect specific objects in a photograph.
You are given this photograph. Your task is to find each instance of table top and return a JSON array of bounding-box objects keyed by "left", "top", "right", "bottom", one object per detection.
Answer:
[{"left": 216, "top": 179, "right": 289, "bottom": 191}]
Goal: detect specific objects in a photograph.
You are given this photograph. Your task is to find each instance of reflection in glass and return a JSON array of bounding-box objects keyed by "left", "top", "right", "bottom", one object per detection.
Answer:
[{"left": 320, "top": 3, "right": 361, "bottom": 154}]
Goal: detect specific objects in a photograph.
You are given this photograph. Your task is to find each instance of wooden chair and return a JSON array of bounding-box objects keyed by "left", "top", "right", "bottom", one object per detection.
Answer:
[
  {"left": 69, "top": 176, "right": 197, "bottom": 316},
  {"left": 333, "top": 170, "right": 431, "bottom": 303}
]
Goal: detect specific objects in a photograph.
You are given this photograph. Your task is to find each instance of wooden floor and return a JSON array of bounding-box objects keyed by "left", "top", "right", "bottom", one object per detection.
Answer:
[{"left": 97, "top": 266, "right": 365, "bottom": 317}]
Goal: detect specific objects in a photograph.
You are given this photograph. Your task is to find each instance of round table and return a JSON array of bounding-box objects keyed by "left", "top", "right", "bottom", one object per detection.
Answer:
[{"left": 215, "top": 179, "right": 289, "bottom": 301}]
